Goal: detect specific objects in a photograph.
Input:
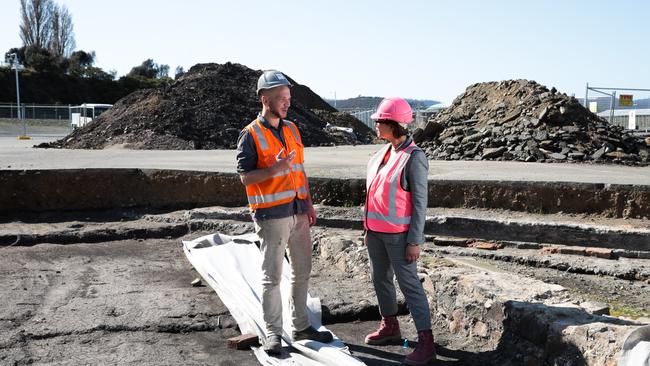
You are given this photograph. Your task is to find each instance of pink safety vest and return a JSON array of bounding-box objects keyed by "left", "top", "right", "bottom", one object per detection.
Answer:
[{"left": 364, "top": 141, "right": 421, "bottom": 233}]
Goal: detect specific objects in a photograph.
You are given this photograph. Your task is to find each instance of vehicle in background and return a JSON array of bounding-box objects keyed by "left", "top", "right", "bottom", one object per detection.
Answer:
[{"left": 70, "top": 103, "right": 112, "bottom": 129}]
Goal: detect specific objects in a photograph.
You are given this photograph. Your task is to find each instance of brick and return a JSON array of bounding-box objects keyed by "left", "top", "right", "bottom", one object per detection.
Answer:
[
  {"left": 468, "top": 241, "right": 503, "bottom": 250},
  {"left": 540, "top": 246, "right": 560, "bottom": 255},
  {"left": 585, "top": 247, "right": 614, "bottom": 259},
  {"left": 227, "top": 333, "right": 260, "bottom": 350},
  {"left": 557, "top": 246, "right": 586, "bottom": 256}
]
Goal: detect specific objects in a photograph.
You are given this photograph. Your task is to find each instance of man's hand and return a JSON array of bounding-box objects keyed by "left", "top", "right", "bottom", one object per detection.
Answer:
[
  {"left": 307, "top": 203, "right": 317, "bottom": 226},
  {"left": 405, "top": 244, "right": 420, "bottom": 263},
  {"left": 239, "top": 149, "right": 297, "bottom": 186},
  {"left": 274, "top": 149, "right": 295, "bottom": 174}
]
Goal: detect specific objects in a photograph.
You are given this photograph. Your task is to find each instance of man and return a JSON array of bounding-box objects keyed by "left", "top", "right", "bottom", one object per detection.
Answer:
[{"left": 236, "top": 70, "right": 333, "bottom": 355}]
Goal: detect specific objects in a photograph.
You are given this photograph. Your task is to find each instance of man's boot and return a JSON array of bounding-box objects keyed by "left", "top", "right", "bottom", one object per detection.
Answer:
[
  {"left": 404, "top": 329, "right": 436, "bottom": 365},
  {"left": 364, "top": 315, "right": 401, "bottom": 345},
  {"left": 293, "top": 325, "right": 334, "bottom": 343},
  {"left": 263, "top": 334, "right": 282, "bottom": 355}
]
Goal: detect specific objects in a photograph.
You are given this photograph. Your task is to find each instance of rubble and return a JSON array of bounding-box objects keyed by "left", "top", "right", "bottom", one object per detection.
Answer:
[
  {"left": 38, "top": 63, "right": 373, "bottom": 150},
  {"left": 313, "top": 110, "right": 374, "bottom": 145},
  {"left": 414, "top": 80, "right": 649, "bottom": 165}
]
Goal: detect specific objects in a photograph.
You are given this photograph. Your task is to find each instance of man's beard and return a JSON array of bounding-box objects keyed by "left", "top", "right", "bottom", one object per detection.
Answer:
[{"left": 269, "top": 105, "right": 286, "bottom": 119}]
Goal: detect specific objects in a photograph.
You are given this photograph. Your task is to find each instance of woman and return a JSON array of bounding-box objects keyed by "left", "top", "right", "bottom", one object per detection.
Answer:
[{"left": 364, "top": 97, "right": 435, "bottom": 365}]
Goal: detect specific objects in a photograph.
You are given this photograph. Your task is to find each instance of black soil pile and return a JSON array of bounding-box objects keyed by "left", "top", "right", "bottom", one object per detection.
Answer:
[
  {"left": 39, "top": 63, "right": 373, "bottom": 150},
  {"left": 414, "top": 80, "right": 649, "bottom": 165}
]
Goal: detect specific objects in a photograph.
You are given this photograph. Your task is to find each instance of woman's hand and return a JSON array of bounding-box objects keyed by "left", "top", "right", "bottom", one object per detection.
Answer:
[{"left": 405, "top": 244, "right": 420, "bottom": 263}]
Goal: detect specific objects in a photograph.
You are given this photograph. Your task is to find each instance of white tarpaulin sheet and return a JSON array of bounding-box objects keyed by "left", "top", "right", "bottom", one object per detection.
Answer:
[
  {"left": 183, "top": 232, "right": 366, "bottom": 366},
  {"left": 619, "top": 325, "right": 650, "bottom": 366}
]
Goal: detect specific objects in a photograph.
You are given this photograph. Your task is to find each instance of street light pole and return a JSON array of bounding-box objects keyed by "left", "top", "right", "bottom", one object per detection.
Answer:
[
  {"left": 8, "top": 54, "right": 21, "bottom": 118},
  {"left": 8, "top": 53, "right": 26, "bottom": 138}
]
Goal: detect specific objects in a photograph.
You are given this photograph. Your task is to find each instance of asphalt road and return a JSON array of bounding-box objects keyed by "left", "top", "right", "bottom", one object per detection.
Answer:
[{"left": 2, "top": 135, "right": 650, "bottom": 185}]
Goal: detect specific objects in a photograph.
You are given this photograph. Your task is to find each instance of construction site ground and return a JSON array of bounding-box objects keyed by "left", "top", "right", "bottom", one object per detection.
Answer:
[
  {"left": 1, "top": 131, "right": 649, "bottom": 365},
  {"left": 2, "top": 210, "right": 649, "bottom": 365}
]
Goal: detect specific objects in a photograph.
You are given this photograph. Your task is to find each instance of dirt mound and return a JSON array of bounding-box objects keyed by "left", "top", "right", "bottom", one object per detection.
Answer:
[
  {"left": 414, "top": 80, "right": 649, "bottom": 165},
  {"left": 39, "top": 63, "right": 373, "bottom": 150},
  {"left": 312, "top": 110, "right": 376, "bottom": 145}
]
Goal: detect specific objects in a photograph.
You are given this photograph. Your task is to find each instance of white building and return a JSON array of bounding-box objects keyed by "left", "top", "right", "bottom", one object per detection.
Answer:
[
  {"left": 414, "top": 103, "right": 448, "bottom": 128},
  {"left": 70, "top": 103, "right": 113, "bottom": 128},
  {"left": 597, "top": 109, "right": 650, "bottom": 131}
]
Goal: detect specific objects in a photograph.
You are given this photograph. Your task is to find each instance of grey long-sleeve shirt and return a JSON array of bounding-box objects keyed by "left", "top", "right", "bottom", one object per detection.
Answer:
[{"left": 403, "top": 144, "right": 428, "bottom": 245}]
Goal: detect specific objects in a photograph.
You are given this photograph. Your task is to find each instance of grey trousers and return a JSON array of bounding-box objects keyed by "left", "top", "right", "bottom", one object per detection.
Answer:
[
  {"left": 255, "top": 214, "right": 312, "bottom": 336},
  {"left": 366, "top": 230, "right": 432, "bottom": 331}
]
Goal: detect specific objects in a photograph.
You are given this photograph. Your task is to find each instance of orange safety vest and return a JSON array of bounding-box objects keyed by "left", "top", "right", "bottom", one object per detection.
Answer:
[
  {"left": 244, "top": 118, "right": 309, "bottom": 210},
  {"left": 364, "top": 142, "right": 420, "bottom": 233}
]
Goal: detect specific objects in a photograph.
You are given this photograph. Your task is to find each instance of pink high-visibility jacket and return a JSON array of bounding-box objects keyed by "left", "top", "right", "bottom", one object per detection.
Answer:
[{"left": 365, "top": 142, "right": 420, "bottom": 233}]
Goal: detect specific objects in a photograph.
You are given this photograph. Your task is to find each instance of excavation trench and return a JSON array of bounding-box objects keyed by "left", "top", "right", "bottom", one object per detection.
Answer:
[
  {"left": 2, "top": 170, "right": 649, "bottom": 365},
  {"left": 2, "top": 168, "right": 650, "bottom": 218}
]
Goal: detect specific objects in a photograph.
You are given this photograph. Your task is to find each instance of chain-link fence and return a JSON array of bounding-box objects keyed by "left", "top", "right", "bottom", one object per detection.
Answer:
[
  {"left": 0, "top": 103, "right": 71, "bottom": 120},
  {"left": 583, "top": 84, "right": 650, "bottom": 132},
  {"left": 342, "top": 109, "right": 375, "bottom": 129},
  {"left": 341, "top": 107, "right": 436, "bottom": 132}
]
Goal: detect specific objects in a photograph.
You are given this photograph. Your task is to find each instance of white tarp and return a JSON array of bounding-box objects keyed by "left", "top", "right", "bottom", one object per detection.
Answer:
[
  {"left": 619, "top": 325, "right": 650, "bottom": 366},
  {"left": 182, "top": 232, "right": 366, "bottom": 366}
]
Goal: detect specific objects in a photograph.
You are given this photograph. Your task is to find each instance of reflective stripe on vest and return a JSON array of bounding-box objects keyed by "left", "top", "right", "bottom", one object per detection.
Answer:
[
  {"left": 251, "top": 122, "right": 269, "bottom": 150},
  {"left": 365, "top": 142, "right": 419, "bottom": 232},
  {"left": 248, "top": 189, "right": 296, "bottom": 205},
  {"left": 366, "top": 211, "right": 411, "bottom": 224},
  {"left": 271, "top": 163, "right": 305, "bottom": 178},
  {"left": 285, "top": 121, "right": 302, "bottom": 144},
  {"left": 248, "top": 185, "right": 309, "bottom": 205}
]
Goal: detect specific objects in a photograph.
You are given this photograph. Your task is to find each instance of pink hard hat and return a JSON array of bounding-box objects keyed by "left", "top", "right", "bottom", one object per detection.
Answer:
[{"left": 370, "top": 97, "right": 413, "bottom": 124}]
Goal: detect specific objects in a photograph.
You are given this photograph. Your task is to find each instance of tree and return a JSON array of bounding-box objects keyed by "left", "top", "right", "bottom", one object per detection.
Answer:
[
  {"left": 67, "top": 50, "right": 98, "bottom": 77},
  {"left": 174, "top": 66, "right": 185, "bottom": 79},
  {"left": 128, "top": 59, "right": 170, "bottom": 79},
  {"left": 20, "top": 0, "right": 75, "bottom": 57},
  {"left": 50, "top": 4, "right": 75, "bottom": 57},
  {"left": 128, "top": 59, "right": 157, "bottom": 79},
  {"left": 24, "top": 44, "right": 61, "bottom": 72},
  {"left": 19, "top": 0, "right": 54, "bottom": 49},
  {"left": 68, "top": 50, "right": 94, "bottom": 69},
  {"left": 157, "top": 64, "right": 169, "bottom": 79}
]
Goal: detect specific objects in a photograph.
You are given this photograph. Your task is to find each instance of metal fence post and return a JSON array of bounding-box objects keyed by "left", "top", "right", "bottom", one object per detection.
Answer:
[{"left": 609, "top": 92, "right": 616, "bottom": 124}]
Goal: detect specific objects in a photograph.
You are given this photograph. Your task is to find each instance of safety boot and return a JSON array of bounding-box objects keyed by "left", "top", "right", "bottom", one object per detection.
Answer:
[
  {"left": 293, "top": 325, "right": 333, "bottom": 343},
  {"left": 364, "top": 315, "right": 401, "bottom": 345},
  {"left": 263, "top": 333, "right": 282, "bottom": 355},
  {"left": 404, "top": 329, "right": 436, "bottom": 365}
]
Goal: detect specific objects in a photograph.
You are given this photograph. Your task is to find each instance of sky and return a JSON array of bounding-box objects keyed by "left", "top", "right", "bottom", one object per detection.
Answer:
[{"left": 2, "top": 0, "right": 650, "bottom": 104}]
